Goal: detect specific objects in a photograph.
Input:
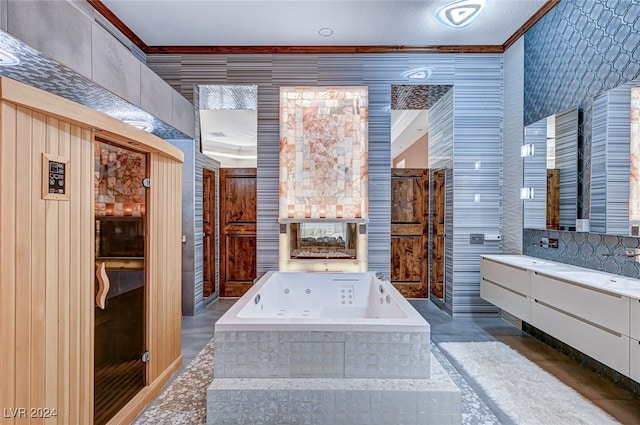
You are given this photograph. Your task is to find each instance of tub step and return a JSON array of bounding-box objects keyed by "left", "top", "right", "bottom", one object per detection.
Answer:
[{"left": 207, "top": 354, "right": 461, "bottom": 425}]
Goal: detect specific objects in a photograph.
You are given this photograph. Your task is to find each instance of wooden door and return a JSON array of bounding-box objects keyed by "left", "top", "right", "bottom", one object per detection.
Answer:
[
  {"left": 202, "top": 168, "right": 216, "bottom": 298},
  {"left": 431, "top": 169, "right": 446, "bottom": 300},
  {"left": 390, "top": 168, "right": 429, "bottom": 298},
  {"left": 219, "top": 168, "right": 257, "bottom": 297}
]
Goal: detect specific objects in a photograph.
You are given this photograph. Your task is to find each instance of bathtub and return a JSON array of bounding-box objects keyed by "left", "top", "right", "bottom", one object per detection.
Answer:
[{"left": 214, "top": 271, "right": 431, "bottom": 379}]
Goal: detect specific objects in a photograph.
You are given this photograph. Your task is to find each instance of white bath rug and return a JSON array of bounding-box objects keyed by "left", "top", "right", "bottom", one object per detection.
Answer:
[{"left": 439, "top": 341, "right": 620, "bottom": 425}]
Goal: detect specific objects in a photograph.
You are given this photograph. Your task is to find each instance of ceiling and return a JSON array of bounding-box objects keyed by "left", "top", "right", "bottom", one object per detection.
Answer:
[
  {"left": 99, "top": 0, "right": 551, "bottom": 49},
  {"left": 91, "top": 0, "right": 554, "bottom": 166}
]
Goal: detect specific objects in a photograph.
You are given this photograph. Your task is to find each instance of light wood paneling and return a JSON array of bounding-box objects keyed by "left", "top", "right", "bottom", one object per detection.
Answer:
[
  {"left": 0, "top": 102, "right": 94, "bottom": 424},
  {"left": 146, "top": 153, "right": 183, "bottom": 384},
  {"left": 0, "top": 77, "right": 183, "bottom": 425}
]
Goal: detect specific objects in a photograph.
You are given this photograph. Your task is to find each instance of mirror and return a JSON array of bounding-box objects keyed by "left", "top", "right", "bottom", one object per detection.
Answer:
[
  {"left": 389, "top": 84, "right": 453, "bottom": 301},
  {"left": 590, "top": 80, "right": 640, "bottom": 235},
  {"left": 197, "top": 85, "right": 258, "bottom": 167},
  {"left": 523, "top": 105, "right": 579, "bottom": 231}
]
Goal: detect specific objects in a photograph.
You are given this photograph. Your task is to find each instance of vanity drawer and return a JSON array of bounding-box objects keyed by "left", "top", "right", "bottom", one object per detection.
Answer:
[
  {"left": 481, "top": 259, "right": 530, "bottom": 296},
  {"left": 481, "top": 278, "right": 530, "bottom": 321},
  {"left": 531, "top": 299, "right": 630, "bottom": 376},
  {"left": 631, "top": 299, "right": 640, "bottom": 340},
  {"left": 630, "top": 338, "right": 640, "bottom": 382},
  {"left": 531, "top": 271, "right": 630, "bottom": 335}
]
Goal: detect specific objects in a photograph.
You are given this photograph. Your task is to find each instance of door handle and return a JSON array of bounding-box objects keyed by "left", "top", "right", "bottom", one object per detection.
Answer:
[{"left": 95, "top": 261, "right": 110, "bottom": 309}]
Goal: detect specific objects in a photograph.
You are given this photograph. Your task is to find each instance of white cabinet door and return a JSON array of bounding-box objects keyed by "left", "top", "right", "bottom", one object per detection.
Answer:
[
  {"left": 630, "top": 298, "right": 640, "bottom": 340},
  {"left": 481, "top": 279, "right": 530, "bottom": 321},
  {"left": 531, "top": 300, "right": 630, "bottom": 376},
  {"left": 531, "top": 271, "right": 630, "bottom": 336},
  {"left": 481, "top": 259, "right": 530, "bottom": 296}
]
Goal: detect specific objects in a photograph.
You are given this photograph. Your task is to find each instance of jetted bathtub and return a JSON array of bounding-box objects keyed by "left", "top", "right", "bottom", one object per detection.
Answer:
[{"left": 214, "top": 271, "right": 431, "bottom": 379}]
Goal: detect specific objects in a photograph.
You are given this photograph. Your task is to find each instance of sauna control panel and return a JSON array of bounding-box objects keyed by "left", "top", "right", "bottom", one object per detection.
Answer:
[{"left": 42, "top": 153, "right": 70, "bottom": 201}]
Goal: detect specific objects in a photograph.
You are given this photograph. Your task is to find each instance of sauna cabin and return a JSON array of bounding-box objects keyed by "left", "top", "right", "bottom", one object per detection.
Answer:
[{"left": 0, "top": 77, "right": 183, "bottom": 425}]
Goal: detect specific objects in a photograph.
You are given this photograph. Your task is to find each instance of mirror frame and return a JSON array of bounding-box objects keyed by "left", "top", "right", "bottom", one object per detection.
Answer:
[{"left": 523, "top": 105, "right": 579, "bottom": 231}]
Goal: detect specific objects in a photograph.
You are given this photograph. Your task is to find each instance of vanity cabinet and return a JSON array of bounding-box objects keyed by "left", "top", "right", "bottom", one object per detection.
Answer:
[
  {"left": 480, "top": 259, "right": 530, "bottom": 321},
  {"left": 481, "top": 255, "right": 639, "bottom": 380}
]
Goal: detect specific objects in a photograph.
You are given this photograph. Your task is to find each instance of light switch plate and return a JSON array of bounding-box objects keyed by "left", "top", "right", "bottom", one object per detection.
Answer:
[{"left": 470, "top": 234, "right": 484, "bottom": 244}]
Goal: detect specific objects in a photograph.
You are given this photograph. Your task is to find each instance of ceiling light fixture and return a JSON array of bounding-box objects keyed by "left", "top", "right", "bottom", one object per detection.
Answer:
[
  {"left": 318, "top": 27, "right": 334, "bottom": 37},
  {"left": 401, "top": 67, "right": 433, "bottom": 80},
  {"left": 435, "top": 0, "right": 487, "bottom": 29},
  {"left": 123, "top": 120, "right": 154, "bottom": 133},
  {"left": 0, "top": 50, "right": 20, "bottom": 66}
]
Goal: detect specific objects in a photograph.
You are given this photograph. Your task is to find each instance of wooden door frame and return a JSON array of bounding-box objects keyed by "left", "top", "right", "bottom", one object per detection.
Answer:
[{"left": 202, "top": 167, "right": 216, "bottom": 298}]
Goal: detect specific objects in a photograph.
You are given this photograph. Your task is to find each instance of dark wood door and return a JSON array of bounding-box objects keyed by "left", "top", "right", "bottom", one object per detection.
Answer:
[
  {"left": 219, "top": 168, "right": 257, "bottom": 297},
  {"left": 202, "top": 168, "right": 216, "bottom": 298},
  {"left": 390, "top": 168, "right": 429, "bottom": 298},
  {"left": 431, "top": 169, "right": 446, "bottom": 300}
]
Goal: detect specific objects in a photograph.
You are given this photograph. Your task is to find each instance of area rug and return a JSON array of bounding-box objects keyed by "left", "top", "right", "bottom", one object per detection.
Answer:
[
  {"left": 439, "top": 341, "right": 620, "bottom": 425},
  {"left": 133, "top": 339, "right": 501, "bottom": 425}
]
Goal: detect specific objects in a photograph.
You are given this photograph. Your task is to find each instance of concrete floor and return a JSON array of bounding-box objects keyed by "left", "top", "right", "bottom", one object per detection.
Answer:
[{"left": 180, "top": 297, "right": 640, "bottom": 424}]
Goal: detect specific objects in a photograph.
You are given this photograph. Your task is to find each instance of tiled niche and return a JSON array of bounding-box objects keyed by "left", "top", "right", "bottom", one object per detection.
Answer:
[{"left": 279, "top": 86, "right": 368, "bottom": 220}]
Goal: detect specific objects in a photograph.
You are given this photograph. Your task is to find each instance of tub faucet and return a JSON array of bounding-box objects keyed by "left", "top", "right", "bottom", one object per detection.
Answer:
[{"left": 375, "top": 271, "right": 388, "bottom": 282}]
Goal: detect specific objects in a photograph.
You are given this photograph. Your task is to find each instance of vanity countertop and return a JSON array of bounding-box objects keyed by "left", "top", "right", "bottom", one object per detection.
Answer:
[{"left": 481, "top": 254, "right": 640, "bottom": 300}]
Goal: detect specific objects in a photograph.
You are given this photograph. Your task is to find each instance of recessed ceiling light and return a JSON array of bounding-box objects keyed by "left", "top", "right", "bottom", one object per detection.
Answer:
[
  {"left": 318, "top": 27, "right": 333, "bottom": 37},
  {"left": 435, "top": 0, "right": 487, "bottom": 29},
  {"left": 123, "top": 120, "right": 154, "bottom": 132},
  {"left": 0, "top": 50, "right": 20, "bottom": 66},
  {"left": 401, "top": 67, "right": 433, "bottom": 80}
]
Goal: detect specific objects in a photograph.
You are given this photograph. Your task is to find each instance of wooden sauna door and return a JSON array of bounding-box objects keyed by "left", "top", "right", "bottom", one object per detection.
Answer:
[
  {"left": 431, "top": 169, "right": 446, "bottom": 300},
  {"left": 202, "top": 168, "right": 216, "bottom": 298},
  {"left": 219, "top": 168, "right": 257, "bottom": 297},
  {"left": 390, "top": 168, "right": 429, "bottom": 298}
]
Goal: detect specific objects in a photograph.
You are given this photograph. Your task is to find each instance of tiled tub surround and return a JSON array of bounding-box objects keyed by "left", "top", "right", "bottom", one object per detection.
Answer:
[
  {"left": 214, "top": 271, "right": 430, "bottom": 379},
  {"left": 207, "top": 272, "right": 461, "bottom": 425}
]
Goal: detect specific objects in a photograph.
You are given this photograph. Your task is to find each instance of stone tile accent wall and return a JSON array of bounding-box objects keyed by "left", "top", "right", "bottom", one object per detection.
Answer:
[
  {"left": 94, "top": 142, "right": 146, "bottom": 217},
  {"left": 279, "top": 86, "right": 368, "bottom": 220}
]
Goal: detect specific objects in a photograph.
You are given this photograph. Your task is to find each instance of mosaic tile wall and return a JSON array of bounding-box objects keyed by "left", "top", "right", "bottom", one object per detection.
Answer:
[
  {"left": 279, "top": 86, "right": 368, "bottom": 220},
  {"left": 94, "top": 142, "right": 146, "bottom": 217},
  {"left": 524, "top": 0, "right": 640, "bottom": 218},
  {"left": 524, "top": 0, "right": 640, "bottom": 271}
]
